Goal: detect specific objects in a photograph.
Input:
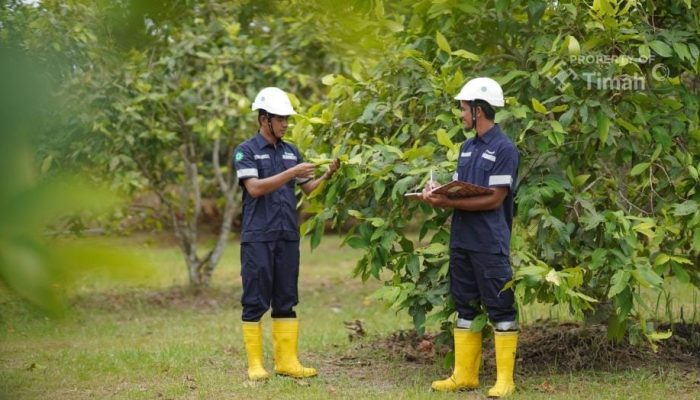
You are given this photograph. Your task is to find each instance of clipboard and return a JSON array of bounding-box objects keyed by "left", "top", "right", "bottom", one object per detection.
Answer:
[{"left": 404, "top": 180, "right": 493, "bottom": 199}]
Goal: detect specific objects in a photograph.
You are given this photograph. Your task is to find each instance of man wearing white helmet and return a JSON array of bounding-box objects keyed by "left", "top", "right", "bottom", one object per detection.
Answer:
[
  {"left": 421, "top": 77, "right": 519, "bottom": 397},
  {"left": 233, "top": 87, "right": 339, "bottom": 381}
]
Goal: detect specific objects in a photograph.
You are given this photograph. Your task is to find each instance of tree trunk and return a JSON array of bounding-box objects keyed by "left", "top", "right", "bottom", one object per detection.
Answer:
[{"left": 173, "top": 135, "right": 238, "bottom": 289}]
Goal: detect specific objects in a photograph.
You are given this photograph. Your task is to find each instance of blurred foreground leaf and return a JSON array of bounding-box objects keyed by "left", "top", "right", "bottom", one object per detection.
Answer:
[{"left": 0, "top": 43, "right": 152, "bottom": 315}]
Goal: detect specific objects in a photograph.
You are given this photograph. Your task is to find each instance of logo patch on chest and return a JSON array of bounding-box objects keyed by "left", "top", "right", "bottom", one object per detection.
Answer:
[
  {"left": 282, "top": 153, "right": 297, "bottom": 160},
  {"left": 481, "top": 153, "right": 496, "bottom": 162},
  {"left": 254, "top": 154, "right": 270, "bottom": 160}
]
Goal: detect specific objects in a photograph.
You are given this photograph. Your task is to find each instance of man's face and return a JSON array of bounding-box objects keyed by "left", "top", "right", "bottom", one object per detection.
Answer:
[
  {"left": 460, "top": 101, "right": 473, "bottom": 129},
  {"left": 267, "top": 114, "right": 289, "bottom": 138}
]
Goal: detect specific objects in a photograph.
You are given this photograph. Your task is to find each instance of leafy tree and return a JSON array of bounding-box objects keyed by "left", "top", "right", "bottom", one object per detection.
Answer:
[
  {"left": 24, "top": 1, "right": 340, "bottom": 287},
  {"left": 10, "top": 0, "right": 699, "bottom": 341},
  {"left": 0, "top": 11, "right": 148, "bottom": 313},
  {"left": 300, "top": 0, "right": 700, "bottom": 343}
]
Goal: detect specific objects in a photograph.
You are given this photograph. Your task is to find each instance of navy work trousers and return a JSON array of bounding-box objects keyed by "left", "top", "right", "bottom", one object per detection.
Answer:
[
  {"left": 449, "top": 248, "right": 516, "bottom": 323},
  {"left": 241, "top": 240, "right": 299, "bottom": 322}
]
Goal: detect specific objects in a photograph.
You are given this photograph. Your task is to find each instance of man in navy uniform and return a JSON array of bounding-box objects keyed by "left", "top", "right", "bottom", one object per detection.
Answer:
[
  {"left": 421, "top": 77, "right": 519, "bottom": 397},
  {"left": 234, "top": 87, "right": 338, "bottom": 381}
]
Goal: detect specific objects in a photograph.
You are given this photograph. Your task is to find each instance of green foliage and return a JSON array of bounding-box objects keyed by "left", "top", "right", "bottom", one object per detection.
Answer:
[
  {"left": 299, "top": 0, "right": 700, "bottom": 342},
  {"left": 0, "top": 44, "right": 150, "bottom": 314},
  {"left": 9, "top": 0, "right": 699, "bottom": 339}
]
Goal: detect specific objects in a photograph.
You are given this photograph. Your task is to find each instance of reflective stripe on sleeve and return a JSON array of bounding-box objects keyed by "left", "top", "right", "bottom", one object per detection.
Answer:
[
  {"left": 489, "top": 175, "right": 513, "bottom": 186},
  {"left": 236, "top": 168, "right": 258, "bottom": 178}
]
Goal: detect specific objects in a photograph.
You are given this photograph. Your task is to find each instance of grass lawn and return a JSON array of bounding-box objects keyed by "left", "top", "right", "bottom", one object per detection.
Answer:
[{"left": 1, "top": 234, "right": 699, "bottom": 399}]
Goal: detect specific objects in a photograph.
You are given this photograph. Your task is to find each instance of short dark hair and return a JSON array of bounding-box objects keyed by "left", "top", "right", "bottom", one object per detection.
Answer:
[{"left": 472, "top": 100, "right": 496, "bottom": 120}]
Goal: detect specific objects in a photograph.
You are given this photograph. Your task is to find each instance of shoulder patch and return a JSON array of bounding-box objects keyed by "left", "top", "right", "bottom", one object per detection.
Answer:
[{"left": 235, "top": 151, "right": 244, "bottom": 162}]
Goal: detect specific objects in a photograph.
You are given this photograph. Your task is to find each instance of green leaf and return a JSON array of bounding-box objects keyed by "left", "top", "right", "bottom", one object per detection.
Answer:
[
  {"left": 549, "top": 120, "right": 565, "bottom": 133},
  {"left": 654, "top": 253, "right": 670, "bottom": 266},
  {"left": 669, "top": 256, "right": 692, "bottom": 265},
  {"left": 413, "top": 308, "right": 426, "bottom": 335},
  {"left": 567, "top": 35, "right": 580, "bottom": 55},
  {"left": 436, "top": 128, "right": 453, "bottom": 148},
  {"left": 531, "top": 98, "right": 547, "bottom": 114},
  {"left": 597, "top": 111, "right": 609, "bottom": 145},
  {"left": 573, "top": 174, "right": 591, "bottom": 188},
  {"left": 345, "top": 236, "right": 367, "bottom": 250},
  {"left": 646, "top": 330, "right": 672, "bottom": 341},
  {"left": 566, "top": 289, "right": 598, "bottom": 303},
  {"left": 310, "top": 219, "right": 324, "bottom": 250},
  {"left": 673, "top": 200, "right": 698, "bottom": 216},
  {"left": 373, "top": 285, "right": 400, "bottom": 303},
  {"left": 631, "top": 266, "right": 663, "bottom": 288},
  {"left": 436, "top": 31, "right": 452, "bottom": 54},
  {"left": 367, "top": 217, "right": 385, "bottom": 227},
  {"left": 671, "top": 264, "right": 690, "bottom": 283},
  {"left": 41, "top": 155, "right": 53, "bottom": 173},
  {"left": 672, "top": 43, "right": 691, "bottom": 62},
  {"left": 419, "top": 242, "right": 447, "bottom": 255},
  {"left": 630, "top": 162, "right": 650, "bottom": 176},
  {"left": 633, "top": 221, "right": 656, "bottom": 239},
  {"left": 608, "top": 270, "right": 630, "bottom": 298},
  {"left": 347, "top": 209, "right": 364, "bottom": 219},
  {"left": 649, "top": 40, "right": 673, "bottom": 57},
  {"left": 470, "top": 314, "right": 488, "bottom": 332},
  {"left": 545, "top": 269, "right": 561, "bottom": 286},
  {"left": 373, "top": 180, "right": 386, "bottom": 202},
  {"left": 451, "top": 49, "right": 480, "bottom": 61}
]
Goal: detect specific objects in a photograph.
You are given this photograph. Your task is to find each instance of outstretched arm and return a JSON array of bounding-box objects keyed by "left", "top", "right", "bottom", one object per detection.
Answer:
[{"left": 301, "top": 159, "right": 340, "bottom": 195}]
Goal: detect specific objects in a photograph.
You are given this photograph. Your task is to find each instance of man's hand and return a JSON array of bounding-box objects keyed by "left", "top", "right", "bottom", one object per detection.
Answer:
[
  {"left": 324, "top": 159, "right": 341, "bottom": 179},
  {"left": 422, "top": 182, "right": 446, "bottom": 207},
  {"left": 292, "top": 162, "right": 316, "bottom": 180}
]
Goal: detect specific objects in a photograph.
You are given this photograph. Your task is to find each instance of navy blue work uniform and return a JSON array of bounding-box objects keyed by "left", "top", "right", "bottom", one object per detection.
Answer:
[
  {"left": 450, "top": 124, "right": 519, "bottom": 326},
  {"left": 233, "top": 132, "right": 309, "bottom": 322}
]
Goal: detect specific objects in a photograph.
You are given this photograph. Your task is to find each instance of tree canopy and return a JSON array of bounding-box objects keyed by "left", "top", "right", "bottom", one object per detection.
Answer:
[{"left": 3, "top": 0, "right": 699, "bottom": 342}]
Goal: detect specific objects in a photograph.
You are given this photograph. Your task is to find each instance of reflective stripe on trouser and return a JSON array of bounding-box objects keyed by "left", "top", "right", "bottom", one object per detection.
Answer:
[
  {"left": 449, "top": 248, "right": 516, "bottom": 323},
  {"left": 457, "top": 318, "right": 518, "bottom": 331},
  {"left": 241, "top": 240, "right": 300, "bottom": 321}
]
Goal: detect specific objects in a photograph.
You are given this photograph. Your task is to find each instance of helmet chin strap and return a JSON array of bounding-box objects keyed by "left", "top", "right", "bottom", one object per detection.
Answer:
[
  {"left": 470, "top": 102, "right": 477, "bottom": 132},
  {"left": 265, "top": 111, "right": 277, "bottom": 140}
]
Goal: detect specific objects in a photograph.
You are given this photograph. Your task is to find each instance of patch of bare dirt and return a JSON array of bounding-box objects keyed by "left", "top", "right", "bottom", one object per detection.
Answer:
[
  {"left": 71, "top": 286, "right": 241, "bottom": 313},
  {"left": 361, "top": 321, "right": 700, "bottom": 374}
]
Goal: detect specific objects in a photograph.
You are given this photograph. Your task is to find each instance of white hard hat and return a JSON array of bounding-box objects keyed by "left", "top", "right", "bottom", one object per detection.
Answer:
[
  {"left": 454, "top": 77, "right": 504, "bottom": 107},
  {"left": 251, "top": 87, "right": 297, "bottom": 116}
]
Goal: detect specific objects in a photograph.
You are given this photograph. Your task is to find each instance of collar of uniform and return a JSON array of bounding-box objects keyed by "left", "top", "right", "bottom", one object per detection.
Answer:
[
  {"left": 253, "top": 131, "right": 284, "bottom": 149},
  {"left": 477, "top": 124, "right": 500, "bottom": 144}
]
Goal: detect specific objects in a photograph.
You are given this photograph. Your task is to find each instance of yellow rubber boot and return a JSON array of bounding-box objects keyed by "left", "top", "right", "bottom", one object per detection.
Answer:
[
  {"left": 431, "top": 328, "right": 482, "bottom": 391},
  {"left": 271, "top": 318, "right": 317, "bottom": 378},
  {"left": 487, "top": 331, "right": 518, "bottom": 397},
  {"left": 242, "top": 321, "right": 269, "bottom": 381}
]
